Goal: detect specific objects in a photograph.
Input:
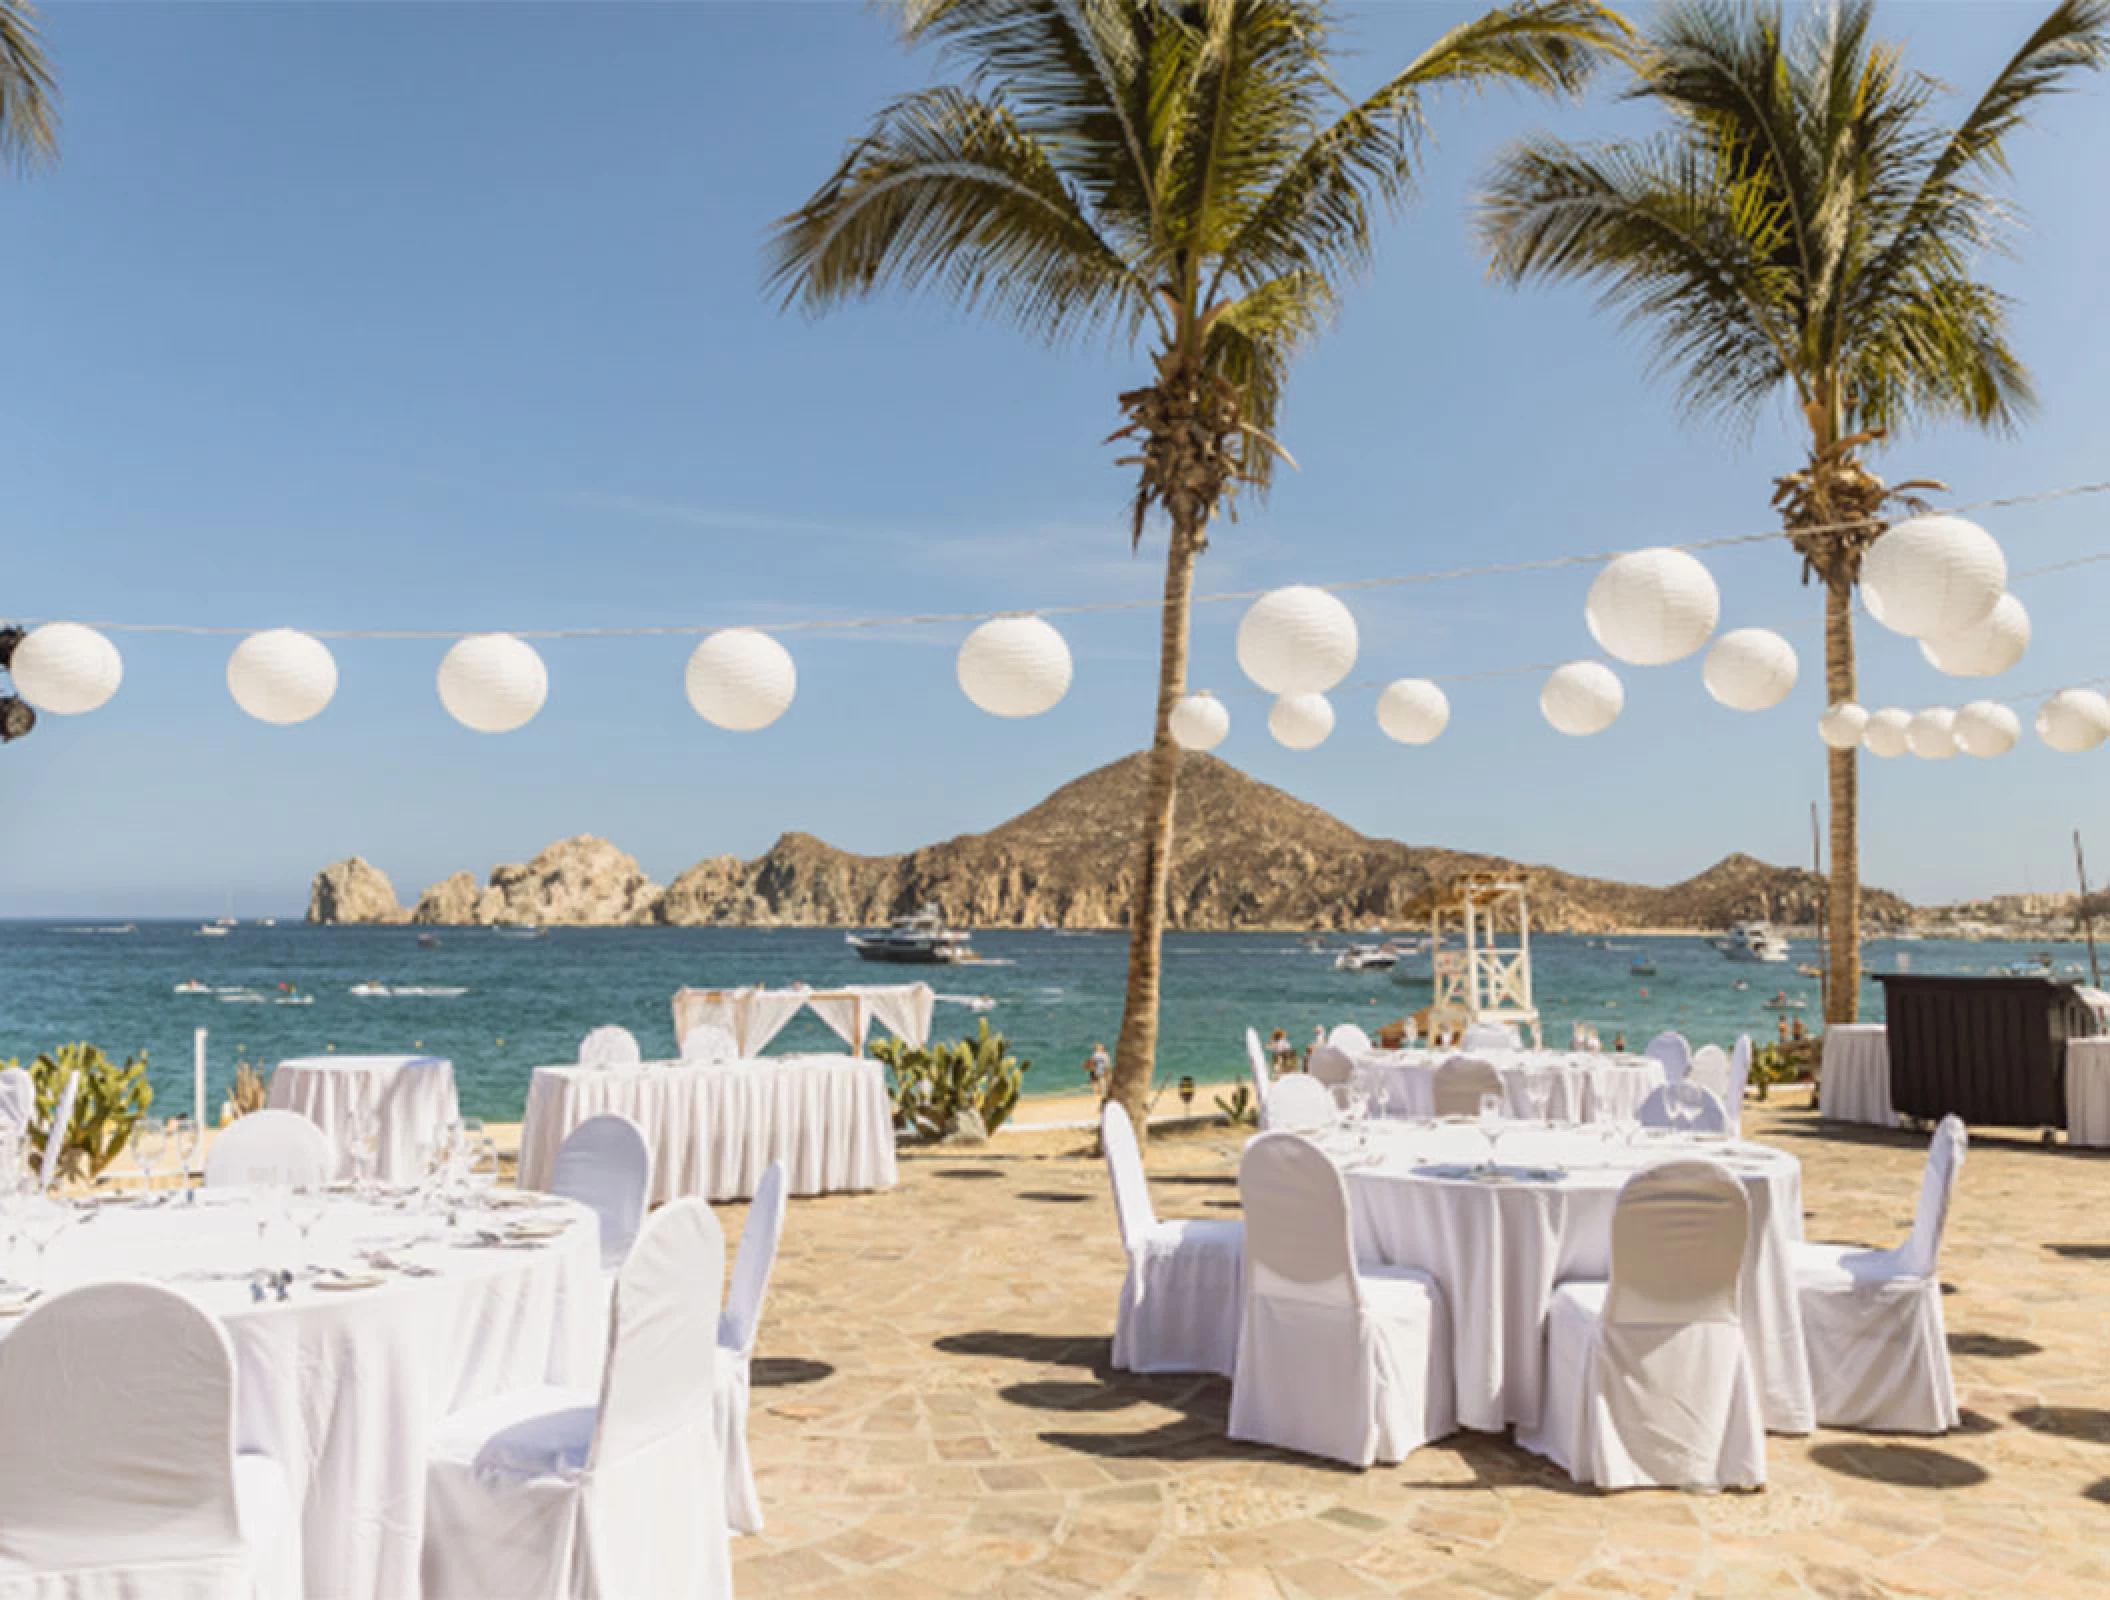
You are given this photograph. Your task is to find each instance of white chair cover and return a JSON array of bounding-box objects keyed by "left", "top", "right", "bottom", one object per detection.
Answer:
[
  {"left": 1687, "top": 1044, "right": 1733, "bottom": 1104},
  {"left": 1794, "top": 1116, "right": 1967, "bottom": 1433},
  {"left": 1327, "top": 1024, "right": 1373, "bottom": 1056},
  {"left": 679, "top": 1024, "right": 739, "bottom": 1065},
  {"left": 1431, "top": 1056, "right": 1503, "bottom": 1119},
  {"left": 1462, "top": 1021, "right": 1520, "bottom": 1051},
  {"left": 1306, "top": 1044, "right": 1355, "bottom": 1089},
  {"left": 578, "top": 1026, "right": 643, "bottom": 1069},
  {"left": 1644, "top": 1032, "right": 1691, "bottom": 1083},
  {"left": 1518, "top": 1160, "right": 1765, "bottom": 1489},
  {"left": 37, "top": 1071, "right": 80, "bottom": 1193},
  {"left": 0, "top": 1066, "right": 32, "bottom": 1134},
  {"left": 1263, "top": 1075, "right": 1335, "bottom": 1133},
  {"left": 421, "top": 1200, "right": 732, "bottom": 1600},
  {"left": 1100, "top": 1103, "right": 1242, "bottom": 1377},
  {"left": 1729, "top": 1036, "right": 1753, "bottom": 1128},
  {"left": 1637, "top": 1081, "right": 1730, "bottom": 1134},
  {"left": 0, "top": 1281, "right": 300, "bottom": 1598},
  {"left": 1243, "top": 1029, "right": 1271, "bottom": 1125},
  {"left": 203, "top": 1108, "right": 332, "bottom": 1190},
  {"left": 550, "top": 1114, "right": 653, "bottom": 1271},
  {"left": 718, "top": 1161, "right": 787, "bottom": 1535},
  {"left": 1228, "top": 1133, "right": 1455, "bottom": 1466}
]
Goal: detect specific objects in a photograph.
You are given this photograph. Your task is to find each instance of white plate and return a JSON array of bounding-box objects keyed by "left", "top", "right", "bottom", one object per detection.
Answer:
[
  {"left": 505, "top": 1221, "right": 567, "bottom": 1241},
  {"left": 314, "top": 1272, "right": 387, "bottom": 1291}
]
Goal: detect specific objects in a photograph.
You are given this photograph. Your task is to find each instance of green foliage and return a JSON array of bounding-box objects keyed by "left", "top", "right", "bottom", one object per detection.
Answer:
[
  {"left": 7, "top": 1042, "right": 155, "bottom": 1183},
  {"left": 872, "top": 1019, "right": 1031, "bottom": 1141},
  {"left": 225, "top": 1060, "right": 270, "bottom": 1124},
  {"left": 1751, "top": 1038, "right": 1821, "bottom": 1099},
  {"left": 1213, "top": 1081, "right": 1258, "bottom": 1127}
]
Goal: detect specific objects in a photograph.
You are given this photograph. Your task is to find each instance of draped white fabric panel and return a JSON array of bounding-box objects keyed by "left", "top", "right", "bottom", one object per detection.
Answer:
[
  {"left": 1818, "top": 1025, "right": 1898, "bottom": 1128},
  {"left": 670, "top": 984, "right": 934, "bottom": 1057},
  {"left": 2067, "top": 1038, "right": 2110, "bottom": 1147}
]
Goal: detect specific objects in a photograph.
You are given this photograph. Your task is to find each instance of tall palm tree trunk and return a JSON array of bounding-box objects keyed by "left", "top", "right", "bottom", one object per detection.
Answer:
[{"left": 1823, "top": 563, "right": 1861, "bottom": 1023}]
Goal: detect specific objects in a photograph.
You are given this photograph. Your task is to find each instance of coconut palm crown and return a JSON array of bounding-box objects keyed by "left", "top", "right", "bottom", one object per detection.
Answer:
[
  {"left": 771, "top": 0, "right": 1629, "bottom": 1135},
  {"left": 1479, "top": 0, "right": 2108, "bottom": 1022},
  {"left": 0, "top": 0, "right": 56, "bottom": 170}
]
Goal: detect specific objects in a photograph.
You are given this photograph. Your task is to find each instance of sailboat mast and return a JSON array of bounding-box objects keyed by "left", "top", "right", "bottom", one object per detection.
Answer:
[{"left": 2075, "top": 830, "right": 2101, "bottom": 989}]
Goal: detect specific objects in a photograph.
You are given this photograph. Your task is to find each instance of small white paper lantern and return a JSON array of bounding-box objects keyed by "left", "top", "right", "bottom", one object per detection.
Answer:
[
  {"left": 1919, "top": 591, "right": 2029, "bottom": 678},
  {"left": 1702, "top": 628, "right": 1798, "bottom": 711},
  {"left": 1540, "top": 660, "right": 1624, "bottom": 736},
  {"left": 226, "top": 629, "right": 337, "bottom": 725},
  {"left": 1375, "top": 678, "right": 1449, "bottom": 745},
  {"left": 9, "top": 622, "right": 123, "bottom": 715},
  {"left": 1818, "top": 701, "right": 1869, "bottom": 749},
  {"left": 437, "top": 633, "right": 548, "bottom": 733},
  {"left": 685, "top": 628, "right": 796, "bottom": 731},
  {"left": 1907, "top": 707, "right": 1959, "bottom": 760},
  {"left": 1235, "top": 586, "right": 1358, "bottom": 694},
  {"left": 1268, "top": 691, "right": 1334, "bottom": 750},
  {"left": 2036, "top": 688, "right": 2110, "bottom": 753},
  {"left": 1169, "top": 692, "right": 1230, "bottom": 751},
  {"left": 1861, "top": 515, "right": 2006, "bottom": 640},
  {"left": 1955, "top": 700, "right": 2020, "bottom": 758},
  {"left": 1861, "top": 707, "right": 1913, "bottom": 758},
  {"left": 1584, "top": 548, "right": 1720, "bottom": 666},
  {"left": 956, "top": 616, "right": 1072, "bottom": 718}
]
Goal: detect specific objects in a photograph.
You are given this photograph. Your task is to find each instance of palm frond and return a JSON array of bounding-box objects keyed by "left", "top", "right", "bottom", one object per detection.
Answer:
[
  {"left": 1201, "top": 268, "right": 1333, "bottom": 485},
  {"left": 0, "top": 0, "right": 56, "bottom": 171},
  {"left": 1925, "top": 0, "right": 2110, "bottom": 187}
]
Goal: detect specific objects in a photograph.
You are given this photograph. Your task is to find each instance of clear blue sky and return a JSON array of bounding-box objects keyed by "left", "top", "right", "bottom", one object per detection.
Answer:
[{"left": 4, "top": 1, "right": 2106, "bottom": 918}]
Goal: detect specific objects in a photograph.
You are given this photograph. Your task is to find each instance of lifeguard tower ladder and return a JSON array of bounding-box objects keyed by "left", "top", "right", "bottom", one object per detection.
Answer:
[{"left": 1425, "top": 874, "right": 1541, "bottom": 1047}]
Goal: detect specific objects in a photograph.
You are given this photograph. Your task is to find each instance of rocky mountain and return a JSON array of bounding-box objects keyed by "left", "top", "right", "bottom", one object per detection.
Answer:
[{"left": 307, "top": 751, "right": 1915, "bottom": 932}]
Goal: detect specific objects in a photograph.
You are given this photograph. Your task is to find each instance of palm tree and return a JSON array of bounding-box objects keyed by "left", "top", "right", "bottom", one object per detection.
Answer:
[
  {"left": 771, "top": 0, "right": 1627, "bottom": 1136},
  {"left": 0, "top": 0, "right": 56, "bottom": 169},
  {"left": 1480, "top": 0, "right": 2106, "bottom": 1023}
]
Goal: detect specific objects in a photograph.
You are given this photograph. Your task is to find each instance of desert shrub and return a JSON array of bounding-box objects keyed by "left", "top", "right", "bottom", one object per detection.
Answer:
[
  {"left": 872, "top": 1020, "right": 1030, "bottom": 1140},
  {"left": 7, "top": 1042, "right": 154, "bottom": 1183}
]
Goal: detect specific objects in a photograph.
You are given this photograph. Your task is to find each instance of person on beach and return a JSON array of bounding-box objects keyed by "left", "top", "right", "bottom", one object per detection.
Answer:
[
  {"left": 1084, "top": 1042, "right": 1110, "bottom": 1099},
  {"left": 1268, "top": 1029, "right": 1296, "bottom": 1076}
]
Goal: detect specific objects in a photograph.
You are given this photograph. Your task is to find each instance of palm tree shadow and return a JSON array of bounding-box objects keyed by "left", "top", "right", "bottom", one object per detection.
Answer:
[{"left": 1808, "top": 1441, "right": 1989, "bottom": 1489}]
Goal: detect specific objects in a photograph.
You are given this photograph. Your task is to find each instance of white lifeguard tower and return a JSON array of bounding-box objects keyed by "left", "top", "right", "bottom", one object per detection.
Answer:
[{"left": 1423, "top": 874, "right": 1541, "bottom": 1046}]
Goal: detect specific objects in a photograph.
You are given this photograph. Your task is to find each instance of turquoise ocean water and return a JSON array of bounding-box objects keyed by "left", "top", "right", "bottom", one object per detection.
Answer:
[{"left": 0, "top": 920, "right": 2095, "bottom": 1122}]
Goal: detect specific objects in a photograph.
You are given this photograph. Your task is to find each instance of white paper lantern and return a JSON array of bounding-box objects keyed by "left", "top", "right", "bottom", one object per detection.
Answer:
[
  {"left": 9, "top": 622, "right": 122, "bottom": 715},
  {"left": 1955, "top": 700, "right": 2020, "bottom": 758},
  {"left": 685, "top": 628, "right": 796, "bottom": 731},
  {"left": 1702, "top": 628, "right": 1798, "bottom": 711},
  {"left": 1235, "top": 586, "right": 1358, "bottom": 694},
  {"left": 1268, "top": 691, "right": 1334, "bottom": 750},
  {"left": 956, "top": 616, "right": 1073, "bottom": 718},
  {"left": 1584, "top": 548, "right": 1720, "bottom": 666},
  {"left": 1169, "top": 691, "right": 1230, "bottom": 751},
  {"left": 1540, "top": 660, "right": 1624, "bottom": 736},
  {"left": 225, "top": 629, "right": 337, "bottom": 725},
  {"left": 437, "top": 633, "right": 548, "bottom": 733},
  {"left": 1918, "top": 591, "right": 2029, "bottom": 678},
  {"left": 2036, "top": 688, "right": 2110, "bottom": 753},
  {"left": 1861, "top": 707, "right": 1913, "bottom": 759},
  {"left": 1818, "top": 701, "right": 1869, "bottom": 749},
  {"left": 1375, "top": 678, "right": 1449, "bottom": 745},
  {"left": 1861, "top": 515, "right": 2006, "bottom": 640},
  {"left": 1907, "top": 707, "right": 1959, "bottom": 760}
]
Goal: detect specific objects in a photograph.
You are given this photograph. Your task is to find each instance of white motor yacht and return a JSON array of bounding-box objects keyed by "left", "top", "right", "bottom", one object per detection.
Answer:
[
  {"left": 847, "top": 905, "right": 975, "bottom": 965},
  {"left": 1716, "top": 920, "right": 1791, "bottom": 963}
]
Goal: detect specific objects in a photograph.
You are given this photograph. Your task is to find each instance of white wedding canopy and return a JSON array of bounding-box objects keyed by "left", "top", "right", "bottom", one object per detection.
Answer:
[{"left": 670, "top": 982, "right": 935, "bottom": 1058}]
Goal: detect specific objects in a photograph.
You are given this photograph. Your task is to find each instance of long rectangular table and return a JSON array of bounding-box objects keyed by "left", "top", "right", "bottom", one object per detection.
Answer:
[{"left": 1823, "top": 1024, "right": 2110, "bottom": 1143}]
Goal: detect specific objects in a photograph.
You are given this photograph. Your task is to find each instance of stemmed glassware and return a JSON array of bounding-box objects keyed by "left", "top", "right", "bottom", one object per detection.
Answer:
[
  {"left": 1478, "top": 1093, "right": 1506, "bottom": 1173},
  {"left": 21, "top": 1196, "right": 73, "bottom": 1292},
  {"left": 466, "top": 1137, "right": 499, "bottom": 1206},
  {"left": 130, "top": 1116, "right": 166, "bottom": 1204},
  {"left": 286, "top": 1182, "right": 327, "bottom": 1264},
  {"left": 1525, "top": 1070, "right": 1553, "bottom": 1129},
  {"left": 344, "top": 1111, "right": 381, "bottom": 1199},
  {"left": 166, "top": 1116, "right": 199, "bottom": 1205}
]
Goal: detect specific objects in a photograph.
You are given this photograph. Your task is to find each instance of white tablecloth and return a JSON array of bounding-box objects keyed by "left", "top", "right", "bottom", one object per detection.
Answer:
[
  {"left": 517, "top": 1053, "right": 899, "bottom": 1203},
  {"left": 1331, "top": 1123, "right": 1814, "bottom": 1436},
  {"left": 1818, "top": 1024, "right": 1898, "bottom": 1128},
  {"left": 2067, "top": 1037, "right": 2110, "bottom": 1147},
  {"left": 1, "top": 1188, "right": 602, "bottom": 1600},
  {"left": 269, "top": 1054, "right": 462, "bottom": 1183},
  {"left": 1354, "top": 1048, "right": 1666, "bottom": 1124}
]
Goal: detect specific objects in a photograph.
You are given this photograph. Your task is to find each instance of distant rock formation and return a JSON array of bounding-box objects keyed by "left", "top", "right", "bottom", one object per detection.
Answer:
[
  {"left": 307, "top": 752, "right": 1915, "bottom": 932},
  {"left": 306, "top": 857, "right": 408, "bottom": 924}
]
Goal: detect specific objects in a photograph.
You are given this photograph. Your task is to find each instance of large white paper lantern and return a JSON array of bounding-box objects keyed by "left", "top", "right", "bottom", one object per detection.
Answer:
[
  {"left": 1919, "top": 592, "right": 2029, "bottom": 678},
  {"left": 1818, "top": 701, "right": 1869, "bottom": 750},
  {"left": 1861, "top": 515, "right": 2006, "bottom": 640},
  {"left": 1268, "top": 691, "right": 1334, "bottom": 750},
  {"left": 2036, "top": 688, "right": 2110, "bottom": 753},
  {"left": 1540, "top": 660, "right": 1624, "bottom": 736},
  {"left": 1702, "top": 628, "right": 1798, "bottom": 711},
  {"left": 10, "top": 622, "right": 122, "bottom": 715},
  {"left": 226, "top": 629, "right": 337, "bottom": 725},
  {"left": 1585, "top": 548, "right": 1720, "bottom": 666},
  {"left": 1862, "top": 707, "right": 1912, "bottom": 759},
  {"left": 1907, "top": 707, "right": 1959, "bottom": 760},
  {"left": 437, "top": 633, "right": 548, "bottom": 733},
  {"left": 1955, "top": 700, "right": 2020, "bottom": 758},
  {"left": 1376, "top": 678, "right": 1449, "bottom": 745},
  {"left": 1169, "top": 691, "right": 1230, "bottom": 751},
  {"left": 1235, "top": 586, "right": 1358, "bottom": 694},
  {"left": 685, "top": 628, "right": 796, "bottom": 731},
  {"left": 957, "top": 616, "right": 1072, "bottom": 718}
]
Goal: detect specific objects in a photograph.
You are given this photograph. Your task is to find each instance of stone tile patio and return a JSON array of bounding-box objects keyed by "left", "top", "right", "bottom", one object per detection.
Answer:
[{"left": 722, "top": 1092, "right": 2110, "bottom": 1598}]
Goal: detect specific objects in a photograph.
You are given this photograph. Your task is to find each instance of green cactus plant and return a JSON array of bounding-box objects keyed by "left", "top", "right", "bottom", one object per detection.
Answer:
[
  {"left": 871, "top": 1019, "right": 1030, "bottom": 1141},
  {"left": 1213, "top": 1082, "right": 1258, "bottom": 1128},
  {"left": 14, "top": 1043, "right": 155, "bottom": 1184}
]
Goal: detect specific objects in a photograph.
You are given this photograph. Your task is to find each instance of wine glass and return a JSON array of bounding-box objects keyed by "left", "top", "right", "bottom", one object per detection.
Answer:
[
  {"left": 1525, "top": 1070, "right": 1553, "bottom": 1129},
  {"left": 466, "top": 1136, "right": 499, "bottom": 1204},
  {"left": 286, "top": 1183, "right": 327, "bottom": 1264},
  {"left": 130, "top": 1116, "right": 166, "bottom": 1203},
  {"left": 345, "top": 1117, "right": 381, "bottom": 1200},
  {"left": 1478, "top": 1093, "right": 1505, "bottom": 1173},
  {"left": 166, "top": 1116, "right": 199, "bottom": 1205},
  {"left": 21, "top": 1196, "right": 73, "bottom": 1292}
]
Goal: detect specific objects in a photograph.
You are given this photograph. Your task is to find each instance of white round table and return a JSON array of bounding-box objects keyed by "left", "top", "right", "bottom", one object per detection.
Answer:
[
  {"left": 1353, "top": 1048, "right": 1666, "bottom": 1124},
  {"left": 268, "top": 1054, "right": 462, "bottom": 1183},
  {"left": 1817, "top": 1024, "right": 1898, "bottom": 1128},
  {"left": 2067, "top": 1037, "right": 2110, "bottom": 1147},
  {"left": 0, "top": 1187, "right": 601, "bottom": 1600},
  {"left": 1324, "top": 1122, "right": 1814, "bottom": 1437}
]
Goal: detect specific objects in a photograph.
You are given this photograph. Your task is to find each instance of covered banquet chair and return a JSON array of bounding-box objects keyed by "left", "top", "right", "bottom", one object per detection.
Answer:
[
  {"left": 1099, "top": 1102, "right": 1242, "bottom": 1377},
  {"left": 1643, "top": 1031, "right": 1692, "bottom": 1083},
  {"left": 1326, "top": 1023, "right": 1373, "bottom": 1056},
  {"left": 718, "top": 1160, "right": 788, "bottom": 1533},
  {"left": 420, "top": 1199, "right": 733, "bottom": 1600},
  {"left": 1244, "top": 1029, "right": 1272, "bottom": 1124},
  {"left": 1518, "top": 1159, "right": 1765, "bottom": 1490},
  {"left": 1228, "top": 1133, "right": 1455, "bottom": 1466},
  {"left": 37, "top": 1070, "right": 80, "bottom": 1193},
  {"left": 550, "top": 1113, "right": 654, "bottom": 1272},
  {"left": 1461, "top": 1021, "right": 1520, "bottom": 1052},
  {"left": 680, "top": 1023, "right": 739, "bottom": 1065},
  {"left": 0, "top": 1281, "right": 301, "bottom": 1598},
  {"left": 577, "top": 1025, "right": 643, "bottom": 1069},
  {"left": 0, "top": 1066, "right": 32, "bottom": 1136},
  {"left": 1305, "top": 1044, "right": 1355, "bottom": 1089},
  {"left": 1792, "top": 1115, "right": 1966, "bottom": 1433},
  {"left": 1263, "top": 1074, "right": 1335, "bottom": 1132},
  {"left": 1637, "top": 1080, "right": 1730, "bottom": 1134},
  {"left": 203, "top": 1108, "right": 332, "bottom": 1190},
  {"left": 1431, "top": 1057, "right": 1503, "bottom": 1119}
]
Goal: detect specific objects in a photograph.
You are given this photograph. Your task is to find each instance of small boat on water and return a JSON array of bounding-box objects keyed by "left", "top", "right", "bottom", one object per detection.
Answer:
[
  {"left": 1762, "top": 990, "right": 1807, "bottom": 1011},
  {"left": 197, "top": 924, "right": 230, "bottom": 938},
  {"left": 1333, "top": 943, "right": 1398, "bottom": 973},
  {"left": 1629, "top": 959, "right": 1657, "bottom": 977},
  {"left": 1714, "top": 920, "right": 1791, "bottom": 963},
  {"left": 847, "top": 905, "right": 975, "bottom": 965},
  {"left": 493, "top": 922, "right": 549, "bottom": 940},
  {"left": 417, "top": 932, "right": 441, "bottom": 948},
  {"left": 173, "top": 979, "right": 212, "bottom": 995},
  {"left": 1796, "top": 962, "right": 1824, "bottom": 978}
]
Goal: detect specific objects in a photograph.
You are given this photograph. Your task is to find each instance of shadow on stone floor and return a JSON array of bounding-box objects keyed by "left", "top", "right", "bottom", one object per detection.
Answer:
[
  {"left": 1948, "top": 1332, "right": 2043, "bottom": 1358},
  {"left": 2084, "top": 1478, "right": 2110, "bottom": 1506},
  {"left": 934, "top": 1329, "right": 1111, "bottom": 1370},
  {"left": 2044, "top": 1242, "right": 2110, "bottom": 1260},
  {"left": 753, "top": 1357, "right": 835, "bottom": 1387},
  {"left": 1151, "top": 1173, "right": 1238, "bottom": 1188},
  {"left": 1808, "top": 1441, "right": 1990, "bottom": 1488},
  {"left": 929, "top": 1167, "right": 1005, "bottom": 1181},
  {"left": 2012, "top": 1405, "right": 2110, "bottom": 1443},
  {"left": 1016, "top": 1191, "right": 1090, "bottom": 1204}
]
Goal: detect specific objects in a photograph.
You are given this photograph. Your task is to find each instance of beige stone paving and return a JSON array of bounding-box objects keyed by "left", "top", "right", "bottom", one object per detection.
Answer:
[{"left": 721, "top": 1092, "right": 2110, "bottom": 1598}]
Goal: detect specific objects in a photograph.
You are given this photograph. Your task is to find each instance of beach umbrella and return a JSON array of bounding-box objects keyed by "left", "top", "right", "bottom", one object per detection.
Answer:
[
  {"left": 1861, "top": 515, "right": 2006, "bottom": 640},
  {"left": 1919, "top": 592, "right": 2029, "bottom": 678},
  {"left": 1702, "top": 628, "right": 1798, "bottom": 711},
  {"left": 1818, "top": 701, "right": 1869, "bottom": 749},
  {"left": 1954, "top": 700, "right": 2020, "bottom": 758},
  {"left": 1268, "top": 691, "right": 1334, "bottom": 749},
  {"left": 1169, "top": 692, "right": 1230, "bottom": 751},
  {"left": 1862, "top": 707, "right": 1913, "bottom": 758},
  {"left": 956, "top": 616, "right": 1073, "bottom": 717},
  {"left": 1236, "top": 586, "right": 1358, "bottom": 694},
  {"left": 1906, "top": 707, "right": 1959, "bottom": 760},
  {"left": 2036, "top": 688, "right": 2110, "bottom": 753},
  {"left": 437, "top": 634, "right": 548, "bottom": 733},
  {"left": 686, "top": 628, "right": 796, "bottom": 731},
  {"left": 9, "top": 622, "right": 122, "bottom": 715},
  {"left": 1585, "top": 548, "right": 1719, "bottom": 666},
  {"left": 1540, "top": 660, "right": 1624, "bottom": 736},
  {"left": 1375, "top": 678, "right": 1449, "bottom": 744},
  {"left": 226, "top": 629, "right": 337, "bottom": 725}
]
